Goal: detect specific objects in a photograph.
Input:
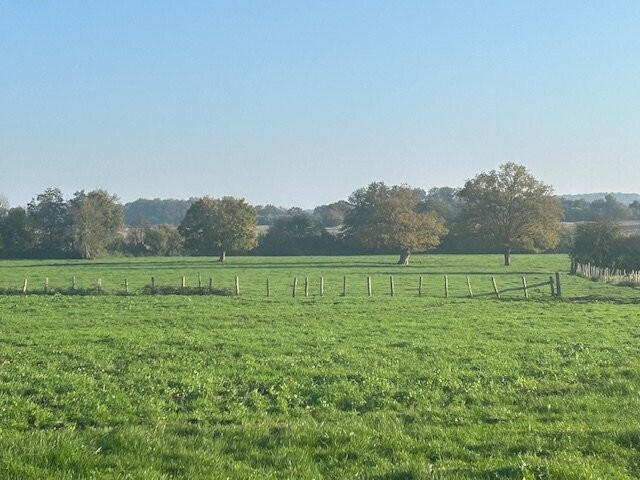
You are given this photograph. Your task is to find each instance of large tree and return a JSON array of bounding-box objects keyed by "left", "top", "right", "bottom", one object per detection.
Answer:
[
  {"left": 0, "top": 207, "right": 36, "bottom": 258},
  {"left": 27, "top": 188, "right": 72, "bottom": 258},
  {"left": 457, "top": 163, "right": 562, "bottom": 266},
  {"left": 68, "top": 190, "right": 124, "bottom": 259},
  {"left": 179, "top": 196, "right": 257, "bottom": 262},
  {"left": 341, "top": 182, "right": 447, "bottom": 265}
]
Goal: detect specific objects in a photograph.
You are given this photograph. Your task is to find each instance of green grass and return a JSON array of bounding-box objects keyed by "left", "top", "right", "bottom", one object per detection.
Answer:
[{"left": 0, "top": 254, "right": 639, "bottom": 479}]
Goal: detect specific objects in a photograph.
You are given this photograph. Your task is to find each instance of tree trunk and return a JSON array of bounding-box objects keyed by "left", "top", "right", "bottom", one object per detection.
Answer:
[
  {"left": 503, "top": 248, "right": 511, "bottom": 266},
  {"left": 218, "top": 250, "right": 226, "bottom": 262},
  {"left": 397, "top": 249, "right": 411, "bottom": 266}
]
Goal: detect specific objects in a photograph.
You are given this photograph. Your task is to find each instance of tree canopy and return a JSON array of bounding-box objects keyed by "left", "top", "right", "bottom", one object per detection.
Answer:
[
  {"left": 341, "top": 182, "right": 447, "bottom": 265},
  {"left": 69, "top": 190, "right": 124, "bottom": 259},
  {"left": 457, "top": 163, "right": 563, "bottom": 265},
  {"left": 124, "top": 198, "right": 195, "bottom": 226},
  {"left": 179, "top": 196, "right": 257, "bottom": 261}
]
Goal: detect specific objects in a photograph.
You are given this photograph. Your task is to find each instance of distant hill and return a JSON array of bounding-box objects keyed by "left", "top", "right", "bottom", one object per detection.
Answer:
[
  {"left": 124, "top": 198, "right": 195, "bottom": 226},
  {"left": 560, "top": 193, "right": 640, "bottom": 205}
]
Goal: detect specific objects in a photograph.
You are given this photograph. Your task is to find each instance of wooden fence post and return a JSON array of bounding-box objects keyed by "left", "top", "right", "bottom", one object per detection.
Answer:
[
  {"left": 555, "top": 272, "right": 562, "bottom": 297},
  {"left": 124, "top": 279, "right": 129, "bottom": 294},
  {"left": 22, "top": 279, "right": 28, "bottom": 294},
  {"left": 97, "top": 278, "right": 102, "bottom": 291},
  {"left": 320, "top": 277, "right": 324, "bottom": 296},
  {"left": 444, "top": 275, "right": 449, "bottom": 298},
  {"left": 342, "top": 276, "right": 347, "bottom": 297},
  {"left": 491, "top": 277, "right": 500, "bottom": 299},
  {"left": 304, "top": 277, "right": 309, "bottom": 297},
  {"left": 390, "top": 276, "right": 395, "bottom": 296},
  {"left": 266, "top": 278, "right": 271, "bottom": 297},
  {"left": 198, "top": 273, "right": 202, "bottom": 289},
  {"left": 522, "top": 276, "right": 528, "bottom": 299},
  {"left": 419, "top": 276, "right": 423, "bottom": 297},
  {"left": 549, "top": 276, "right": 555, "bottom": 296},
  {"left": 151, "top": 277, "right": 155, "bottom": 289},
  {"left": 292, "top": 277, "right": 298, "bottom": 297},
  {"left": 466, "top": 276, "right": 473, "bottom": 298},
  {"left": 181, "top": 276, "right": 186, "bottom": 289},
  {"left": 235, "top": 276, "right": 240, "bottom": 296},
  {"left": 72, "top": 276, "right": 76, "bottom": 290},
  {"left": 209, "top": 277, "right": 212, "bottom": 291},
  {"left": 367, "top": 276, "right": 372, "bottom": 297},
  {"left": 44, "top": 277, "right": 49, "bottom": 294}
]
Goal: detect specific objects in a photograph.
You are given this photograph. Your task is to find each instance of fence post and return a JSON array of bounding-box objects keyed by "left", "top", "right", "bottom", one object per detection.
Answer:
[
  {"left": 97, "top": 278, "right": 102, "bottom": 292},
  {"left": 44, "top": 277, "right": 49, "bottom": 294},
  {"left": 555, "top": 272, "right": 562, "bottom": 297},
  {"left": 124, "top": 279, "right": 129, "bottom": 294},
  {"left": 466, "top": 276, "right": 473, "bottom": 298},
  {"left": 181, "top": 276, "right": 186, "bottom": 289},
  {"left": 266, "top": 278, "right": 271, "bottom": 297},
  {"left": 22, "top": 279, "right": 28, "bottom": 294},
  {"left": 208, "top": 278, "right": 212, "bottom": 291},
  {"left": 320, "top": 277, "right": 324, "bottom": 296},
  {"left": 419, "top": 276, "right": 423, "bottom": 297},
  {"left": 522, "top": 276, "right": 528, "bottom": 299},
  {"left": 235, "top": 276, "right": 240, "bottom": 296},
  {"left": 292, "top": 277, "right": 298, "bottom": 297},
  {"left": 72, "top": 276, "right": 76, "bottom": 291},
  {"left": 342, "top": 276, "right": 347, "bottom": 297},
  {"left": 444, "top": 275, "right": 449, "bottom": 298},
  {"left": 367, "top": 276, "right": 372, "bottom": 297},
  {"left": 304, "top": 277, "right": 309, "bottom": 297},
  {"left": 198, "top": 273, "right": 202, "bottom": 289},
  {"left": 151, "top": 277, "right": 155, "bottom": 289},
  {"left": 549, "top": 276, "right": 555, "bottom": 296},
  {"left": 491, "top": 277, "right": 500, "bottom": 299},
  {"left": 390, "top": 276, "right": 395, "bottom": 296}
]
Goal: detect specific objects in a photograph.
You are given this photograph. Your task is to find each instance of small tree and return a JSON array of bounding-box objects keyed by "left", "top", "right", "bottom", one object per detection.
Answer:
[
  {"left": 69, "top": 190, "right": 124, "bottom": 259},
  {"left": 179, "top": 196, "right": 256, "bottom": 261},
  {"left": 457, "top": 163, "right": 562, "bottom": 266},
  {"left": 313, "top": 201, "right": 352, "bottom": 227},
  {"left": 145, "top": 224, "right": 183, "bottom": 256},
  {"left": 257, "top": 214, "right": 340, "bottom": 255},
  {"left": 569, "top": 218, "right": 622, "bottom": 271},
  {"left": 342, "top": 182, "right": 447, "bottom": 265}
]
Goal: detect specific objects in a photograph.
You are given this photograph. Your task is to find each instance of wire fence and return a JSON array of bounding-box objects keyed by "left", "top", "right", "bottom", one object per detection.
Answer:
[{"left": 0, "top": 273, "right": 562, "bottom": 299}]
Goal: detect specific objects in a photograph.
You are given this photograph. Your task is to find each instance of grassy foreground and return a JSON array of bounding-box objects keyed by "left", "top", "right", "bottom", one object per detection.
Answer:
[{"left": 0, "top": 255, "right": 639, "bottom": 479}]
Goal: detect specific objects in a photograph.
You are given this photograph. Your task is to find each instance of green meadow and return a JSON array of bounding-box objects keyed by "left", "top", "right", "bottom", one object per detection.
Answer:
[{"left": 1, "top": 254, "right": 639, "bottom": 479}]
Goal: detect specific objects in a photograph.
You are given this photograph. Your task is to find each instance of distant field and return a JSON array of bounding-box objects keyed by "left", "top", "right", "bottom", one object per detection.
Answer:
[
  {"left": 1, "top": 255, "right": 639, "bottom": 478},
  {"left": 563, "top": 220, "right": 640, "bottom": 236}
]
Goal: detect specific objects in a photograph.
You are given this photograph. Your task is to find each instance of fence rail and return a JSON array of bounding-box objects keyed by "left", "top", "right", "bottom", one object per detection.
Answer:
[{"left": 0, "top": 273, "right": 562, "bottom": 299}]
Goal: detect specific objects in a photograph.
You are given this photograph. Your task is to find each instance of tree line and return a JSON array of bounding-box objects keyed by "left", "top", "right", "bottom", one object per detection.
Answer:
[
  {"left": 561, "top": 194, "right": 640, "bottom": 222},
  {"left": 570, "top": 218, "right": 640, "bottom": 273},
  {"left": 1, "top": 163, "right": 569, "bottom": 264}
]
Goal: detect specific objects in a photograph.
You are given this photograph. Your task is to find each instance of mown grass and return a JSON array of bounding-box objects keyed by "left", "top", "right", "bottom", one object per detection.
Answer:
[{"left": 0, "top": 254, "right": 639, "bottom": 479}]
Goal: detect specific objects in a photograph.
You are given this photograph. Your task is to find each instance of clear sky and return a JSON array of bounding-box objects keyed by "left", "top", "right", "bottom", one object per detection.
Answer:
[{"left": 1, "top": 1, "right": 639, "bottom": 208}]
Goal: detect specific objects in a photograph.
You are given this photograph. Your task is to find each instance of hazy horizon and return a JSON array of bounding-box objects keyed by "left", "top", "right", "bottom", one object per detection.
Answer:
[{"left": 2, "top": 2, "right": 639, "bottom": 208}]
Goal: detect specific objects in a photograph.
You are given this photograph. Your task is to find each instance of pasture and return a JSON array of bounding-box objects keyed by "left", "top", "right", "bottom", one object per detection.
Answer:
[{"left": 1, "top": 254, "right": 639, "bottom": 479}]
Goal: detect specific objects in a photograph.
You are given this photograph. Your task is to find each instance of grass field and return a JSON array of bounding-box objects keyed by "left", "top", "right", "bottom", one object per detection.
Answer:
[{"left": 1, "top": 254, "right": 639, "bottom": 479}]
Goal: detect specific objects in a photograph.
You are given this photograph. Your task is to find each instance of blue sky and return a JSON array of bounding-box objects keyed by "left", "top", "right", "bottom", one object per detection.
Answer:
[{"left": 1, "top": 1, "right": 639, "bottom": 207}]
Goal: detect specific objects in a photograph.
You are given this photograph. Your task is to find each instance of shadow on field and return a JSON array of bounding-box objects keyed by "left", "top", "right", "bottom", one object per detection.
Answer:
[{"left": 565, "top": 295, "right": 640, "bottom": 304}]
